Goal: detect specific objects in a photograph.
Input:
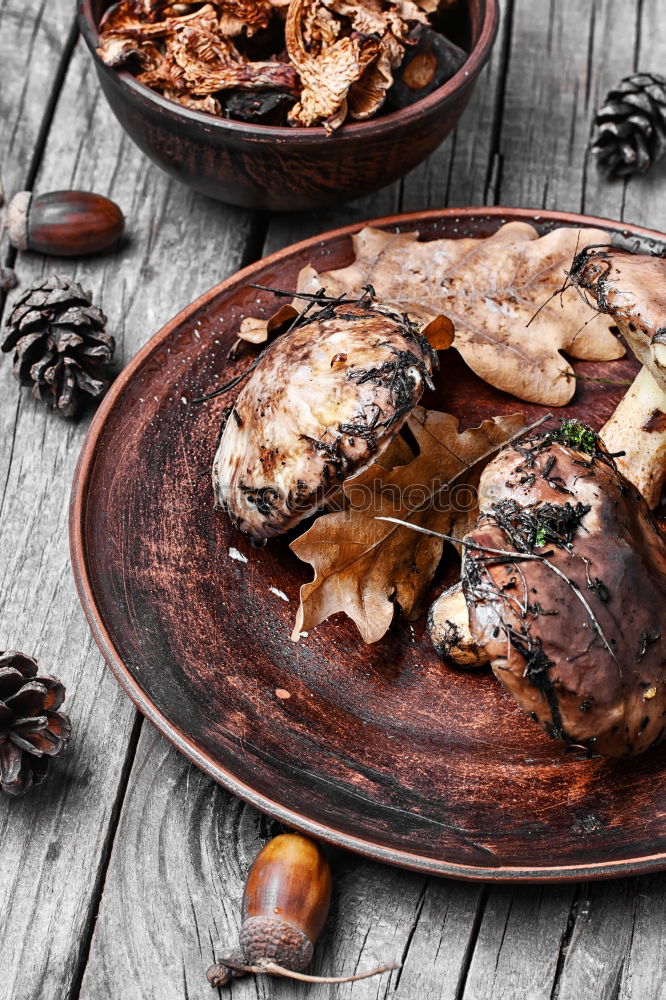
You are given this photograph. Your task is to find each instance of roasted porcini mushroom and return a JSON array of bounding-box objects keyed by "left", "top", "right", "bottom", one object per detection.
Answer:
[
  {"left": 212, "top": 297, "right": 442, "bottom": 542},
  {"left": 570, "top": 246, "right": 666, "bottom": 507},
  {"left": 433, "top": 422, "right": 666, "bottom": 757}
]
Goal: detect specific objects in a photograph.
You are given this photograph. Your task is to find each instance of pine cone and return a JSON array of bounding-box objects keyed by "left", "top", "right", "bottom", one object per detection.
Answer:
[
  {"left": 1, "top": 275, "right": 115, "bottom": 417},
  {"left": 591, "top": 73, "right": 666, "bottom": 177},
  {"left": 0, "top": 651, "right": 71, "bottom": 796}
]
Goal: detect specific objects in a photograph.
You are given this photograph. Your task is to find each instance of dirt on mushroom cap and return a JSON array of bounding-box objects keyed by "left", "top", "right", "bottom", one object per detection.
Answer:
[{"left": 463, "top": 429, "right": 666, "bottom": 757}]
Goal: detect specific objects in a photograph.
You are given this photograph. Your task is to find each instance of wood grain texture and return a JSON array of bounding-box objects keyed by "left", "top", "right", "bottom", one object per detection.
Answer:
[
  {"left": 0, "top": 5, "right": 139, "bottom": 1000},
  {"left": 0, "top": 0, "right": 76, "bottom": 200},
  {"left": 79, "top": 724, "right": 444, "bottom": 1000},
  {"left": 0, "top": 16, "right": 256, "bottom": 1000},
  {"left": 462, "top": 884, "right": 574, "bottom": 999}
]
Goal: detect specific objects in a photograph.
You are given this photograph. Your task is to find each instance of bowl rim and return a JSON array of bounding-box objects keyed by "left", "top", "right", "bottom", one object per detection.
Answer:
[{"left": 77, "top": 0, "right": 500, "bottom": 143}]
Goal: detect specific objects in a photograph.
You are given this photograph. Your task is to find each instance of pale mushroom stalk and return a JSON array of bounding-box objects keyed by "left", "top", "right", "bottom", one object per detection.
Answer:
[
  {"left": 570, "top": 246, "right": 666, "bottom": 507},
  {"left": 427, "top": 583, "right": 489, "bottom": 668}
]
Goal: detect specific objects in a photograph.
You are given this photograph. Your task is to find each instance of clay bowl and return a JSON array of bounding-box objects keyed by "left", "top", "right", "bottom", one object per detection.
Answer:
[{"left": 78, "top": 0, "right": 499, "bottom": 211}]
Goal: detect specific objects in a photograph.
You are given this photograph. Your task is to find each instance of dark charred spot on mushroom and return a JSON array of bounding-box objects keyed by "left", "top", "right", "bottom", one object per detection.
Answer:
[
  {"left": 431, "top": 619, "right": 463, "bottom": 660},
  {"left": 637, "top": 628, "right": 661, "bottom": 662},
  {"left": 487, "top": 497, "right": 591, "bottom": 554},
  {"left": 642, "top": 409, "right": 666, "bottom": 433},
  {"left": 239, "top": 483, "right": 282, "bottom": 516},
  {"left": 223, "top": 89, "right": 297, "bottom": 126}
]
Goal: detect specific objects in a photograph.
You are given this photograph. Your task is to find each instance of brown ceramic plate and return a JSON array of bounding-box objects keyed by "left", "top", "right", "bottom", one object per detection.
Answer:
[{"left": 70, "top": 207, "right": 666, "bottom": 882}]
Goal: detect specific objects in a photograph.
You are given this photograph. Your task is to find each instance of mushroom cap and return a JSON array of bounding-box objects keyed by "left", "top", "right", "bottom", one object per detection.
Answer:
[
  {"left": 213, "top": 303, "right": 436, "bottom": 540},
  {"left": 572, "top": 246, "right": 666, "bottom": 389},
  {"left": 463, "top": 433, "right": 666, "bottom": 757}
]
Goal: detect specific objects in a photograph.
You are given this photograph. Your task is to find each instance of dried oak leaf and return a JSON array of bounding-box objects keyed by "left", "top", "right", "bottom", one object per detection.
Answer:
[
  {"left": 286, "top": 0, "right": 382, "bottom": 131},
  {"left": 239, "top": 303, "right": 299, "bottom": 344},
  {"left": 293, "top": 223, "right": 624, "bottom": 406},
  {"left": 290, "top": 406, "right": 525, "bottom": 643}
]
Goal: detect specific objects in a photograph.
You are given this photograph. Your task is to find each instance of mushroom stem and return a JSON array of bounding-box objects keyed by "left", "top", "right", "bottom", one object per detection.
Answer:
[
  {"left": 427, "top": 583, "right": 489, "bottom": 668},
  {"left": 600, "top": 364, "right": 666, "bottom": 508}
]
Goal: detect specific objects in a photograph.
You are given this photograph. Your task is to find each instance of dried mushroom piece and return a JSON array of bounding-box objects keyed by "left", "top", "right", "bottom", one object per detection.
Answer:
[
  {"left": 98, "top": 1, "right": 297, "bottom": 98},
  {"left": 97, "top": 2, "right": 217, "bottom": 66},
  {"left": 163, "top": 88, "right": 222, "bottom": 113},
  {"left": 161, "top": 15, "right": 299, "bottom": 95},
  {"left": 97, "top": 0, "right": 465, "bottom": 127},
  {"left": 457, "top": 425, "right": 666, "bottom": 757},
  {"left": 291, "top": 223, "right": 625, "bottom": 406},
  {"left": 286, "top": 0, "right": 382, "bottom": 131},
  {"left": 212, "top": 297, "right": 439, "bottom": 542}
]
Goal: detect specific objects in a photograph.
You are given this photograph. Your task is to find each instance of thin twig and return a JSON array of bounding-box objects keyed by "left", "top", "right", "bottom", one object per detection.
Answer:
[
  {"left": 559, "top": 369, "right": 632, "bottom": 387},
  {"left": 375, "top": 518, "right": 550, "bottom": 562}
]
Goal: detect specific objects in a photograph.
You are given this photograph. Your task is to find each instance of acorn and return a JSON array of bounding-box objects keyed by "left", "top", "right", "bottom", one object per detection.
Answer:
[
  {"left": 3, "top": 190, "right": 124, "bottom": 257},
  {"left": 206, "top": 832, "right": 399, "bottom": 987}
]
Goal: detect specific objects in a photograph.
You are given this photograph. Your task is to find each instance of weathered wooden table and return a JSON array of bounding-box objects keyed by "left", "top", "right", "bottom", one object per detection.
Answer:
[{"left": 1, "top": 1, "right": 665, "bottom": 998}]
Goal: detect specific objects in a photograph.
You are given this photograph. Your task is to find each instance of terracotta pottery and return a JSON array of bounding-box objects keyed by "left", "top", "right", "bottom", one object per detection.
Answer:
[
  {"left": 77, "top": 0, "right": 499, "bottom": 211},
  {"left": 70, "top": 207, "right": 666, "bottom": 881}
]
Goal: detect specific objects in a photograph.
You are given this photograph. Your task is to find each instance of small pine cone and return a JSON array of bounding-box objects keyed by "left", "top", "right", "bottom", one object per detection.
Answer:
[
  {"left": 1, "top": 275, "right": 115, "bottom": 417},
  {"left": 0, "top": 651, "right": 71, "bottom": 796},
  {"left": 591, "top": 72, "right": 666, "bottom": 177}
]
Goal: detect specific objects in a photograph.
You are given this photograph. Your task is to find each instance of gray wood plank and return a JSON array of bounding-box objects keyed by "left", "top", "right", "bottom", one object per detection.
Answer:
[
  {"left": 461, "top": 885, "right": 574, "bottom": 1000},
  {"left": 618, "top": 0, "right": 666, "bottom": 232},
  {"left": 79, "top": 724, "right": 435, "bottom": 1000},
  {"left": 0, "top": 24, "right": 255, "bottom": 1000},
  {"left": 618, "top": 874, "right": 666, "bottom": 1000},
  {"left": 553, "top": 878, "right": 666, "bottom": 1000},
  {"left": 497, "top": 0, "right": 640, "bottom": 219},
  {"left": 0, "top": 0, "right": 75, "bottom": 199},
  {"left": 0, "top": 0, "right": 77, "bottom": 544}
]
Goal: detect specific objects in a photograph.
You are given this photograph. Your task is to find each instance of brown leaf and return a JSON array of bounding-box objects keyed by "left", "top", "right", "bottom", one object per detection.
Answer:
[
  {"left": 290, "top": 407, "right": 525, "bottom": 643},
  {"left": 238, "top": 303, "right": 299, "bottom": 344},
  {"left": 422, "top": 313, "right": 455, "bottom": 350},
  {"left": 296, "top": 223, "right": 625, "bottom": 406}
]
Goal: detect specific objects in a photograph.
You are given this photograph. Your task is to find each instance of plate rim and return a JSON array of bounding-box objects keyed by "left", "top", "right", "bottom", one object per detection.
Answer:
[{"left": 70, "top": 205, "right": 666, "bottom": 882}]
